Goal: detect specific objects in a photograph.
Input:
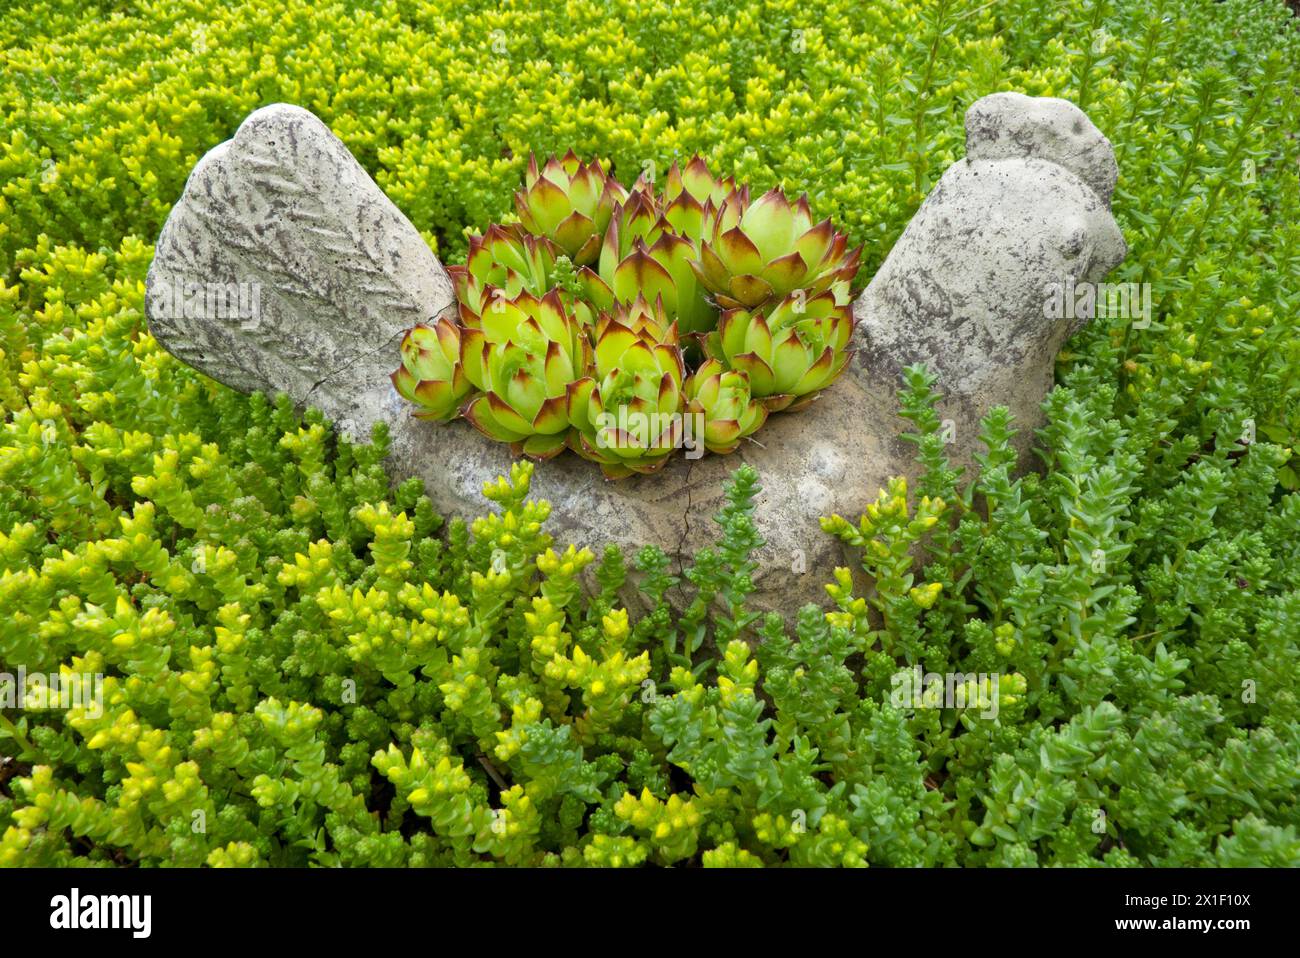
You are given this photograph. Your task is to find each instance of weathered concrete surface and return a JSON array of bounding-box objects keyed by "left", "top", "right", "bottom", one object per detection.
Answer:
[
  {"left": 145, "top": 96, "right": 1126, "bottom": 617},
  {"left": 855, "top": 92, "right": 1127, "bottom": 470},
  {"left": 145, "top": 103, "right": 455, "bottom": 419}
]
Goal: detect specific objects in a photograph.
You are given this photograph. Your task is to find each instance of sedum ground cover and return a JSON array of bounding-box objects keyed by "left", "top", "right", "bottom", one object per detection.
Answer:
[{"left": 1, "top": 0, "right": 1299, "bottom": 867}]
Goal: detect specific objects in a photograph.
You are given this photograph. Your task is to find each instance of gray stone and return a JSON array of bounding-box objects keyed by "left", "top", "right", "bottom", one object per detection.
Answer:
[
  {"left": 145, "top": 103, "right": 455, "bottom": 420},
  {"left": 145, "top": 95, "right": 1126, "bottom": 618},
  {"left": 856, "top": 93, "right": 1127, "bottom": 470},
  {"left": 964, "top": 91, "right": 1120, "bottom": 204}
]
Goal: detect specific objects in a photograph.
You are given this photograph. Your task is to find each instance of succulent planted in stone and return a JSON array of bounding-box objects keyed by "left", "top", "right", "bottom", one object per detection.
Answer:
[
  {"left": 683, "top": 358, "right": 768, "bottom": 454},
  {"left": 568, "top": 302, "right": 687, "bottom": 479},
  {"left": 515, "top": 151, "right": 628, "bottom": 265},
  {"left": 690, "top": 189, "right": 861, "bottom": 309},
  {"left": 390, "top": 318, "right": 475, "bottom": 421},
  {"left": 447, "top": 224, "right": 561, "bottom": 325},
  {"left": 459, "top": 290, "right": 592, "bottom": 459},
  {"left": 392, "top": 152, "right": 860, "bottom": 476},
  {"left": 704, "top": 291, "right": 855, "bottom": 411}
]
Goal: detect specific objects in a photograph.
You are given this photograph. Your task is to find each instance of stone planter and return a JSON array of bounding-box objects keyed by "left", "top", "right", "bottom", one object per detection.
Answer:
[{"left": 145, "top": 93, "right": 1125, "bottom": 617}]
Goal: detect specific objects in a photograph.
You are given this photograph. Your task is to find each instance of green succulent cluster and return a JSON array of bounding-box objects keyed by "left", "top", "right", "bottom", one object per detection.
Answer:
[{"left": 391, "top": 152, "right": 860, "bottom": 478}]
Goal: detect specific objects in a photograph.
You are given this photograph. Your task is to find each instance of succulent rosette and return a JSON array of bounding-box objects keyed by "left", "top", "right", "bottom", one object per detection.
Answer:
[
  {"left": 567, "top": 305, "right": 687, "bottom": 479},
  {"left": 661, "top": 157, "right": 742, "bottom": 251},
  {"left": 664, "top": 157, "right": 739, "bottom": 213},
  {"left": 683, "top": 358, "right": 768, "bottom": 454},
  {"left": 597, "top": 186, "right": 665, "bottom": 267},
  {"left": 595, "top": 294, "right": 677, "bottom": 343},
  {"left": 582, "top": 238, "right": 715, "bottom": 337},
  {"left": 448, "top": 224, "right": 561, "bottom": 325},
  {"left": 390, "top": 318, "right": 475, "bottom": 421},
  {"left": 458, "top": 289, "right": 592, "bottom": 459},
  {"left": 577, "top": 188, "right": 662, "bottom": 304},
  {"left": 703, "top": 290, "right": 855, "bottom": 412},
  {"left": 579, "top": 185, "right": 716, "bottom": 336},
  {"left": 691, "top": 188, "right": 862, "bottom": 309},
  {"left": 515, "top": 151, "right": 627, "bottom": 265}
]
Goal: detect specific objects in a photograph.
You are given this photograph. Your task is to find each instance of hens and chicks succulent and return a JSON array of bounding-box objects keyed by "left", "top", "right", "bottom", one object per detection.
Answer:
[{"left": 393, "top": 153, "right": 860, "bottom": 478}]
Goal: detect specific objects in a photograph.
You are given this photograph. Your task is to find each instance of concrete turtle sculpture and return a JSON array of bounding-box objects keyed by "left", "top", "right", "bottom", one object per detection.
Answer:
[{"left": 145, "top": 93, "right": 1126, "bottom": 617}]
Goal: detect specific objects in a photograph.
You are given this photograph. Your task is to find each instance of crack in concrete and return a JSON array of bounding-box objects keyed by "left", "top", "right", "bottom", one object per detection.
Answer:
[
  {"left": 302, "top": 325, "right": 406, "bottom": 414},
  {"left": 673, "top": 457, "right": 694, "bottom": 585}
]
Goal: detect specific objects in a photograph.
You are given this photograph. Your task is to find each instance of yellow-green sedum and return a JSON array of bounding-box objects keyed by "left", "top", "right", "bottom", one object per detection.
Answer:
[{"left": 2, "top": 0, "right": 1300, "bottom": 867}]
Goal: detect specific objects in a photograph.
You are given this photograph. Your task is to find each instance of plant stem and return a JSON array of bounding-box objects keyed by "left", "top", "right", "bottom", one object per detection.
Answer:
[{"left": 0, "top": 712, "right": 41, "bottom": 762}]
